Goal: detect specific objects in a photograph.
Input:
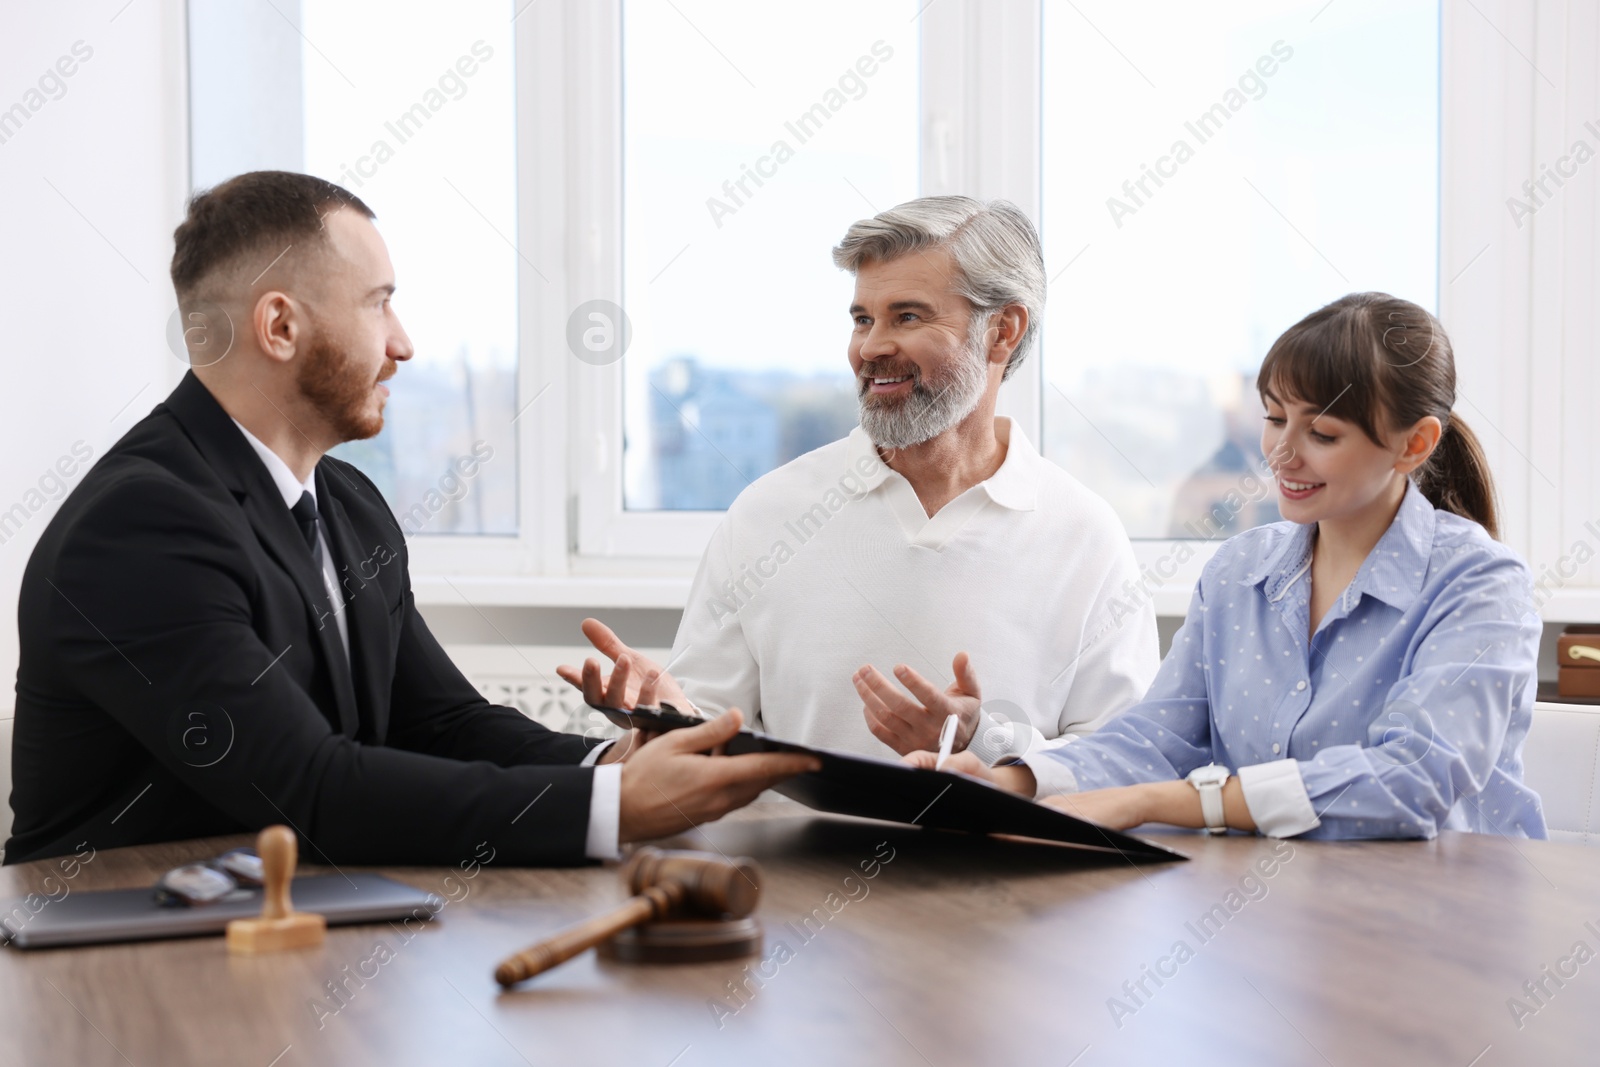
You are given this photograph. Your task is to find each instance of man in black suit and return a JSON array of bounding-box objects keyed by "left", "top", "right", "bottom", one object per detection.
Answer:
[{"left": 6, "top": 171, "right": 816, "bottom": 867}]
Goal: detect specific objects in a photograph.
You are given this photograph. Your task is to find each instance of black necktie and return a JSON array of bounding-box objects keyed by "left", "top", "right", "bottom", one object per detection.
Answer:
[
  {"left": 292, "top": 489, "right": 353, "bottom": 682},
  {"left": 290, "top": 491, "right": 324, "bottom": 571}
]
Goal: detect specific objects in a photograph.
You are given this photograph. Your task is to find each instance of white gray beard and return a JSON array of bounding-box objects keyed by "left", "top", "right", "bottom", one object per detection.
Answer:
[{"left": 858, "top": 332, "right": 990, "bottom": 450}]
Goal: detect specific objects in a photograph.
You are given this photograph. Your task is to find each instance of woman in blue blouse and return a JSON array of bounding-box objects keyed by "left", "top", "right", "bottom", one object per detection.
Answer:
[{"left": 905, "top": 292, "right": 1545, "bottom": 839}]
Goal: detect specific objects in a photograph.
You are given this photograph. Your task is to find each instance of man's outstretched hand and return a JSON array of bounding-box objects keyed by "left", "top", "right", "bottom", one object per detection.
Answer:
[
  {"left": 557, "top": 618, "right": 692, "bottom": 712},
  {"left": 618, "top": 708, "right": 820, "bottom": 842},
  {"left": 855, "top": 652, "right": 983, "bottom": 756}
]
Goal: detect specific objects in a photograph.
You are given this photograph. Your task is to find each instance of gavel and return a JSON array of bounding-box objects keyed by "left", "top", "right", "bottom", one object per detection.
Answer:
[{"left": 493, "top": 847, "right": 761, "bottom": 987}]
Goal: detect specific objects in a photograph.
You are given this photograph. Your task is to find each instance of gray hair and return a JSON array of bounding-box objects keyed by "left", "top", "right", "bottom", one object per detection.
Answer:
[{"left": 831, "top": 196, "right": 1045, "bottom": 380}]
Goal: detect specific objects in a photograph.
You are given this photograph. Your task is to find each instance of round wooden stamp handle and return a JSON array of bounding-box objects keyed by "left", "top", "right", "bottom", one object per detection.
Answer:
[{"left": 257, "top": 826, "right": 297, "bottom": 920}]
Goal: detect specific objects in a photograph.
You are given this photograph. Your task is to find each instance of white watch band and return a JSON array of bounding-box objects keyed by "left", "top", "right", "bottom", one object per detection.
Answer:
[
  {"left": 1187, "top": 764, "right": 1231, "bottom": 834},
  {"left": 1197, "top": 779, "right": 1226, "bottom": 833}
]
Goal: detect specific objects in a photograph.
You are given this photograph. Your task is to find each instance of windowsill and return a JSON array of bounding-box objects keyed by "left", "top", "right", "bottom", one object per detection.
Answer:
[
  {"left": 1531, "top": 588, "right": 1600, "bottom": 625},
  {"left": 411, "top": 573, "right": 1600, "bottom": 623},
  {"left": 412, "top": 574, "right": 693, "bottom": 609},
  {"left": 413, "top": 573, "right": 1195, "bottom": 614}
]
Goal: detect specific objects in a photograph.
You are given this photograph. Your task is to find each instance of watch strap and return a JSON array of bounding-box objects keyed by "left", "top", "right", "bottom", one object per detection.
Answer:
[{"left": 1197, "top": 779, "right": 1227, "bottom": 833}]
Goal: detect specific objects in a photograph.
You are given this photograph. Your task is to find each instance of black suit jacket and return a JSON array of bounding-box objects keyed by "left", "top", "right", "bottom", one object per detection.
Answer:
[{"left": 7, "top": 372, "right": 600, "bottom": 866}]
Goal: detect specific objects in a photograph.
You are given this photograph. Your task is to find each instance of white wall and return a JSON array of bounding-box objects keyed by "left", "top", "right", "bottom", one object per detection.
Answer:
[{"left": 0, "top": 1, "right": 189, "bottom": 713}]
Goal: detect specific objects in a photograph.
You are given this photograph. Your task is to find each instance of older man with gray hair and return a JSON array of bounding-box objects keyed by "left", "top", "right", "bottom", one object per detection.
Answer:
[{"left": 564, "top": 195, "right": 1157, "bottom": 764}]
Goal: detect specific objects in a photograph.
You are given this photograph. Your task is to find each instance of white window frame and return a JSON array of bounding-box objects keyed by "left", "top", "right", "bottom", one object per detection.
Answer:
[
  {"left": 557, "top": 0, "right": 1044, "bottom": 562},
  {"left": 407, "top": 0, "right": 1600, "bottom": 623}
]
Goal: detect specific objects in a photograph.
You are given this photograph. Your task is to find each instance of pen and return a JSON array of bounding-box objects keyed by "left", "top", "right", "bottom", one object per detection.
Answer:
[{"left": 935, "top": 712, "right": 958, "bottom": 771}]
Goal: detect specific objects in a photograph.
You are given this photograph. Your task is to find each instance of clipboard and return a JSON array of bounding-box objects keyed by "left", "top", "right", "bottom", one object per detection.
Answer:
[
  {"left": 2, "top": 873, "right": 441, "bottom": 950},
  {"left": 599, "top": 703, "right": 1188, "bottom": 862}
]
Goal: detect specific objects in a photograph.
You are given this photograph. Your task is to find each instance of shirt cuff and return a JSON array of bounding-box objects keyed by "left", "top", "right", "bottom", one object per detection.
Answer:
[
  {"left": 579, "top": 738, "right": 616, "bottom": 767},
  {"left": 584, "top": 764, "right": 622, "bottom": 860},
  {"left": 965, "top": 708, "right": 1026, "bottom": 766},
  {"left": 1237, "top": 759, "right": 1321, "bottom": 838},
  {"left": 1017, "top": 750, "right": 1080, "bottom": 800}
]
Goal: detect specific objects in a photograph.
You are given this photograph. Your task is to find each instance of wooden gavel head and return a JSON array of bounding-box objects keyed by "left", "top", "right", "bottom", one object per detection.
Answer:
[{"left": 622, "top": 847, "right": 761, "bottom": 919}]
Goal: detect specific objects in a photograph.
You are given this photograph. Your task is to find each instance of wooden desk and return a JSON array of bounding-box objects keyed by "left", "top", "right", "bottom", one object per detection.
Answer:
[{"left": 3, "top": 797, "right": 1598, "bottom": 1066}]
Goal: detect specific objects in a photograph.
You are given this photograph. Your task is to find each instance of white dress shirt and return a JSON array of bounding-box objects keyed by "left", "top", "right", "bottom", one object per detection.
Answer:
[
  {"left": 668, "top": 417, "right": 1159, "bottom": 761},
  {"left": 229, "top": 420, "right": 621, "bottom": 858},
  {"left": 231, "top": 421, "right": 350, "bottom": 660}
]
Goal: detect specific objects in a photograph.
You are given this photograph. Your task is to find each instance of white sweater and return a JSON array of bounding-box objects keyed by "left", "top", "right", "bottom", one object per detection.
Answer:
[{"left": 668, "top": 417, "right": 1159, "bottom": 762}]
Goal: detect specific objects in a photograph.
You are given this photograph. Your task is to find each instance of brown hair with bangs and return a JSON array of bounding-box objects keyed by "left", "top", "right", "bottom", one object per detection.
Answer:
[{"left": 1255, "top": 292, "right": 1499, "bottom": 539}]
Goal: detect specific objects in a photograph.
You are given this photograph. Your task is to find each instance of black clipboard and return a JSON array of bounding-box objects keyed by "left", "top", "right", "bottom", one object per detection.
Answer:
[{"left": 598, "top": 703, "right": 1187, "bottom": 862}]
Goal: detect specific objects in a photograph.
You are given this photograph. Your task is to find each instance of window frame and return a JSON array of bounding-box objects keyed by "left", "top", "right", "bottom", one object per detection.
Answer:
[
  {"left": 401, "top": 0, "right": 1600, "bottom": 623},
  {"left": 555, "top": 0, "right": 1045, "bottom": 561}
]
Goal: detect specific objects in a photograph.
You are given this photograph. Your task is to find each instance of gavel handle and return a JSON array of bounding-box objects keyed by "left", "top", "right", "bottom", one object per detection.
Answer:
[{"left": 494, "top": 882, "right": 685, "bottom": 987}]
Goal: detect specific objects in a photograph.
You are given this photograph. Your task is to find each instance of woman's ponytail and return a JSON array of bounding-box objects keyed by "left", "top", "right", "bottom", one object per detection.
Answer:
[{"left": 1414, "top": 414, "right": 1499, "bottom": 540}]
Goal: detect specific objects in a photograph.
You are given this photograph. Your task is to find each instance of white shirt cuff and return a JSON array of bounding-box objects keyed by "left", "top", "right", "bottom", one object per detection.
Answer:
[
  {"left": 1237, "top": 759, "right": 1321, "bottom": 838},
  {"left": 584, "top": 763, "right": 622, "bottom": 860},
  {"left": 966, "top": 708, "right": 1050, "bottom": 765},
  {"left": 579, "top": 739, "right": 615, "bottom": 767},
  {"left": 1017, "top": 751, "right": 1079, "bottom": 800}
]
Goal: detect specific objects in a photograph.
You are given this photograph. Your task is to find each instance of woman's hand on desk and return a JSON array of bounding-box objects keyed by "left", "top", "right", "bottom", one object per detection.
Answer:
[
  {"left": 901, "top": 750, "right": 1038, "bottom": 797},
  {"left": 1042, "top": 780, "right": 1259, "bottom": 833},
  {"left": 1041, "top": 785, "right": 1158, "bottom": 830},
  {"left": 557, "top": 617, "right": 692, "bottom": 711},
  {"left": 855, "top": 653, "right": 983, "bottom": 756},
  {"left": 901, "top": 756, "right": 1246, "bottom": 833},
  {"left": 617, "top": 708, "right": 821, "bottom": 843}
]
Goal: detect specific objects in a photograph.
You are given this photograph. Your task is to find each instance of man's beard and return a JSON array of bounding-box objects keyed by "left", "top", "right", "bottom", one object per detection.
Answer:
[
  {"left": 857, "top": 324, "right": 990, "bottom": 450},
  {"left": 297, "top": 332, "right": 390, "bottom": 444}
]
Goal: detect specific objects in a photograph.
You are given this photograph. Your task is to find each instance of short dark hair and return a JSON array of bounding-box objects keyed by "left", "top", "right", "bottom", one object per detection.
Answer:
[{"left": 169, "top": 171, "right": 374, "bottom": 302}]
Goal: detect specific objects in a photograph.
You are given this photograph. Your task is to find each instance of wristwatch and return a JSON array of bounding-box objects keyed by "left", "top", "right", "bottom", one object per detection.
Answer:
[{"left": 1186, "top": 764, "right": 1232, "bottom": 835}]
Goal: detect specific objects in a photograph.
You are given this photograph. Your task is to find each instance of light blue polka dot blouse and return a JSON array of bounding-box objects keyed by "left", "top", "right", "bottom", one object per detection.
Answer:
[{"left": 1030, "top": 479, "right": 1546, "bottom": 840}]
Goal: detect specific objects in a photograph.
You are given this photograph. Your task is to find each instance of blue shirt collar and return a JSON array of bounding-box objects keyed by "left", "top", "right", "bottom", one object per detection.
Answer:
[{"left": 1247, "top": 479, "right": 1438, "bottom": 614}]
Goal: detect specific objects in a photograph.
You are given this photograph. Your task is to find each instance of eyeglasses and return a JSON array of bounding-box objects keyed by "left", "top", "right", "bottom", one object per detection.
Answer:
[{"left": 153, "top": 847, "right": 265, "bottom": 907}]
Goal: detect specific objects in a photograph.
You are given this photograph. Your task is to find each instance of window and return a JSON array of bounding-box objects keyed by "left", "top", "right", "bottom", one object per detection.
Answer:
[
  {"left": 619, "top": 0, "right": 920, "bottom": 511},
  {"left": 1040, "top": 0, "right": 1440, "bottom": 539},
  {"left": 188, "top": 0, "right": 518, "bottom": 537},
  {"left": 184, "top": 0, "right": 1600, "bottom": 619}
]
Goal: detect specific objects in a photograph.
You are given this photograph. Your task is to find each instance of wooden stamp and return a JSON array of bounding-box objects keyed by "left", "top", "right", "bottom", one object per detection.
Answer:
[{"left": 225, "top": 826, "right": 326, "bottom": 954}]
